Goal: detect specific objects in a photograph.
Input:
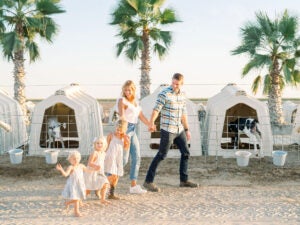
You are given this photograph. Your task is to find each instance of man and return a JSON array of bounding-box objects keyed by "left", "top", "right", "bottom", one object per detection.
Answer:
[{"left": 143, "top": 73, "right": 198, "bottom": 192}]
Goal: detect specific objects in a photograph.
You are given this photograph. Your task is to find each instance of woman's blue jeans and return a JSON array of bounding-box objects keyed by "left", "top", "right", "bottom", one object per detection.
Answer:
[
  {"left": 123, "top": 123, "right": 140, "bottom": 181},
  {"left": 145, "top": 129, "right": 190, "bottom": 183}
]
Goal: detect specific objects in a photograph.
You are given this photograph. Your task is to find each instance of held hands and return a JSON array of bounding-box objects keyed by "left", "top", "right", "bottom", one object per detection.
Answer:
[{"left": 148, "top": 123, "right": 156, "bottom": 132}]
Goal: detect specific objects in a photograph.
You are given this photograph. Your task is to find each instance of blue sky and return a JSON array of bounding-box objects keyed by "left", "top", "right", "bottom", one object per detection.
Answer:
[{"left": 1, "top": 0, "right": 300, "bottom": 99}]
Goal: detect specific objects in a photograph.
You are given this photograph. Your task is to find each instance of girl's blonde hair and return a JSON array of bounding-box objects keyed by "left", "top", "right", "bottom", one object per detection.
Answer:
[
  {"left": 115, "top": 119, "right": 128, "bottom": 133},
  {"left": 93, "top": 136, "right": 108, "bottom": 150},
  {"left": 121, "top": 80, "right": 136, "bottom": 98},
  {"left": 67, "top": 150, "right": 81, "bottom": 162}
]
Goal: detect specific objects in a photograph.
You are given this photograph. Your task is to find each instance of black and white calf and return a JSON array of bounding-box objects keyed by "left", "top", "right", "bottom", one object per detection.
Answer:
[
  {"left": 228, "top": 118, "right": 263, "bottom": 156},
  {"left": 47, "top": 117, "right": 66, "bottom": 148}
]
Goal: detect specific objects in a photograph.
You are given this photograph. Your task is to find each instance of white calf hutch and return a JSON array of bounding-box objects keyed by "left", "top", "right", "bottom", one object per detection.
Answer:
[
  {"left": 291, "top": 104, "right": 300, "bottom": 145},
  {"left": 203, "top": 84, "right": 273, "bottom": 157},
  {"left": 271, "top": 101, "right": 298, "bottom": 146},
  {"left": 139, "top": 84, "right": 202, "bottom": 157},
  {"left": 28, "top": 84, "right": 103, "bottom": 156},
  {"left": 282, "top": 101, "right": 297, "bottom": 124},
  {"left": 0, "top": 89, "right": 27, "bottom": 154}
]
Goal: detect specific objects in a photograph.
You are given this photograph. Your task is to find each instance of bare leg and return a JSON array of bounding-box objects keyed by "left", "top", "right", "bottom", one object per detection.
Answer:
[
  {"left": 107, "top": 175, "right": 120, "bottom": 200},
  {"left": 95, "top": 190, "right": 101, "bottom": 199},
  {"left": 74, "top": 200, "right": 82, "bottom": 217},
  {"left": 100, "top": 183, "right": 110, "bottom": 204},
  {"left": 79, "top": 199, "right": 85, "bottom": 207},
  {"left": 64, "top": 199, "right": 75, "bottom": 209}
]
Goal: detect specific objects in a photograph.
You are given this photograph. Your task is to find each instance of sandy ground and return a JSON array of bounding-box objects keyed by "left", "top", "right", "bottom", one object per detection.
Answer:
[{"left": 0, "top": 153, "right": 300, "bottom": 225}]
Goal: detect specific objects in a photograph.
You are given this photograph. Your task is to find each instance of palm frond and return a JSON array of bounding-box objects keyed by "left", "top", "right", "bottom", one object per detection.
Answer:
[
  {"left": 116, "top": 40, "right": 128, "bottom": 57},
  {"left": 158, "top": 30, "right": 172, "bottom": 47},
  {"left": 262, "top": 74, "right": 271, "bottom": 95},
  {"left": 232, "top": 24, "right": 262, "bottom": 56},
  {"left": 126, "top": 0, "right": 139, "bottom": 11},
  {"left": 0, "top": 0, "right": 15, "bottom": 8},
  {"left": 149, "top": 0, "right": 166, "bottom": 7},
  {"left": 251, "top": 75, "right": 262, "bottom": 94},
  {"left": 255, "top": 11, "right": 273, "bottom": 37},
  {"left": 41, "top": 17, "right": 58, "bottom": 41},
  {"left": 160, "top": 8, "right": 180, "bottom": 24},
  {"left": 279, "top": 10, "right": 297, "bottom": 40},
  {"left": 153, "top": 42, "right": 167, "bottom": 59},
  {"left": 0, "top": 20, "right": 5, "bottom": 33},
  {"left": 291, "top": 70, "right": 300, "bottom": 85},
  {"left": 279, "top": 75, "right": 286, "bottom": 90},
  {"left": 148, "top": 27, "right": 160, "bottom": 41},
  {"left": 295, "top": 50, "right": 300, "bottom": 57},
  {"left": 110, "top": 3, "right": 136, "bottom": 25},
  {"left": 25, "top": 40, "right": 40, "bottom": 62},
  {"left": 125, "top": 38, "right": 143, "bottom": 60},
  {"left": 36, "top": 0, "right": 65, "bottom": 15},
  {"left": 282, "top": 63, "right": 292, "bottom": 83},
  {"left": 242, "top": 54, "right": 270, "bottom": 76},
  {"left": 1, "top": 31, "right": 19, "bottom": 60}
]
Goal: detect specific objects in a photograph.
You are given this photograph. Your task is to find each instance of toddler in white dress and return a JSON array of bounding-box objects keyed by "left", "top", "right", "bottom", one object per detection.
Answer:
[
  {"left": 56, "top": 150, "right": 99, "bottom": 217},
  {"left": 85, "top": 137, "right": 110, "bottom": 204},
  {"left": 105, "top": 119, "right": 130, "bottom": 199}
]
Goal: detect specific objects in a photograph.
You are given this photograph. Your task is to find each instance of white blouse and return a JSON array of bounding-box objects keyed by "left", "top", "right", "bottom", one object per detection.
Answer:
[{"left": 117, "top": 97, "right": 141, "bottom": 124}]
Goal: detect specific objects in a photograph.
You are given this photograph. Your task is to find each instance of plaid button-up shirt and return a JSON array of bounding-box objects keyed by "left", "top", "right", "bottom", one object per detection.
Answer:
[{"left": 153, "top": 86, "right": 187, "bottom": 134}]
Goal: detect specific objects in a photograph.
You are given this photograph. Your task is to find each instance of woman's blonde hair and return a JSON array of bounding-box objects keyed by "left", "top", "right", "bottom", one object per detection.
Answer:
[
  {"left": 67, "top": 150, "right": 81, "bottom": 163},
  {"left": 121, "top": 80, "right": 136, "bottom": 99},
  {"left": 93, "top": 136, "right": 108, "bottom": 150}
]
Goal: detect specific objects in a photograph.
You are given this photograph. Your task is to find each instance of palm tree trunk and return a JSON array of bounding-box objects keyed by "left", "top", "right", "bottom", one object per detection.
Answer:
[
  {"left": 268, "top": 62, "right": 284, "bottom": 125},
  {"left": 13, "top": 50, "right": 28, "bottom": 124},
  {"left": 140, "top": 30, "right": 151, "bottom": 99}
]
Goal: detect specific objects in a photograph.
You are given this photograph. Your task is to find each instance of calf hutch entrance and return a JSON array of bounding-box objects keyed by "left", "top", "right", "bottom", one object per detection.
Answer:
[
  {"left": 40, "top": 103, "right": 78, "bottom": 149},
  {"left": 29, "top": 84, "right": 103, "bottom": 156},
  {"left": 221, "top": 103, "right": 258, "bottom": 150}
]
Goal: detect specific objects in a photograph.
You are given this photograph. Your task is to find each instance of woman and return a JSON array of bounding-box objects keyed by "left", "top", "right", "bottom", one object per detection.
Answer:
[{"left": 117, "top": 80, "right": 152, "bottom": 194}]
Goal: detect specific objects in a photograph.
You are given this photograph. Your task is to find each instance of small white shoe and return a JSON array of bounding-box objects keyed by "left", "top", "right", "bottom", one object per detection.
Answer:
[{"left": 129, "top": 185, "right": 147, "bottom": 194}]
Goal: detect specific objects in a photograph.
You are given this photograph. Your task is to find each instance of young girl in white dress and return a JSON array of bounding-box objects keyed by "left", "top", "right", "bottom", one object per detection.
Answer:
[
  {"left": 85, "top": 137, "right": 110, "bottom": 204},
  {"left": 56, "top": 150, "right": 99, "bottom": 217},
  {"left": 105, "top": 119, "right": 130, "bottom": 199}
]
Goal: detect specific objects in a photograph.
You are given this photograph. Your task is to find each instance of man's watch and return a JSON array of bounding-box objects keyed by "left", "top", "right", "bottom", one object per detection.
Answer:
[{"left": 184, "top": 128, "right": 189, "bottom": 132}]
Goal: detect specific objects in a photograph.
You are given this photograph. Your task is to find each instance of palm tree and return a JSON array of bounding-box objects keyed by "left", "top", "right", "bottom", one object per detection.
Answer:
[
  {"left": 231, "top": 10, "right": 300, "bottom": 125},
  {"left": 110, "top": 0, "right": 180, "bottom": 98},
  {"left": 0, "top": 0, "right": 65, "bottom": 123}
]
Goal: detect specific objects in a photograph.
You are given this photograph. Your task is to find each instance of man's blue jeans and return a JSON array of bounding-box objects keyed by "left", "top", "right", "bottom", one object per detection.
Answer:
[
  {"left": 123, "top": 123, "right": 140, "bottom": 181},
  {"left": 145, "top": 129, "right": 190, "bottom": 183}
]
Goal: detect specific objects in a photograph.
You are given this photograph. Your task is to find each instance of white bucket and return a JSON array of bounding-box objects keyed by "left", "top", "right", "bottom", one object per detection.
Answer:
[
  {"left": 235, "top": 150, "right": 251, "bottom": 167},
  {"left": 8, "top": 149, "right": 23, "bottom": 164},
  {"left": 272, "top": 150, "right": 287, "bottom": 166},
  {"left": 44, "top": 149, "right": 60, "bottom": 164}
]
